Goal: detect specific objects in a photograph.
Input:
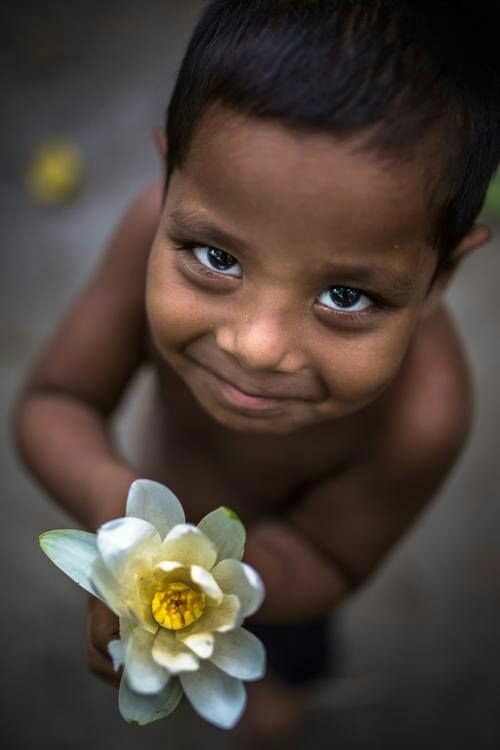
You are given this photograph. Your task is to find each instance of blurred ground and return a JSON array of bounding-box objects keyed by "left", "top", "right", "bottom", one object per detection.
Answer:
[{"left": 1, "top": 2, "right": 499, "bottom": 748}]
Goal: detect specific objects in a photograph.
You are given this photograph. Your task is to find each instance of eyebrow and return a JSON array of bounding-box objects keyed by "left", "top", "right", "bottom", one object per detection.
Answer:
[
  {"left": 166, "top": 210, "right": 416, "bottom": 298},
  {"left": 320, "top": 263, "right": 416, "bottom": 298},
  {"left": 167, "top": 209, "right": 253, "bottom": 254}
]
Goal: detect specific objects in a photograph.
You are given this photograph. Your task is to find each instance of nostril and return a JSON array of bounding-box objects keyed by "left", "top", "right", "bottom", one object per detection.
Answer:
[{"left": 215, "top": 325, "right": 237, "bottom": 355}]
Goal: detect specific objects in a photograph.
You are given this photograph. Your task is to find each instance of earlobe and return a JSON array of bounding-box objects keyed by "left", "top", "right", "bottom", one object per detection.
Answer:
[{"left": 153, "top": 128, "right": 167, "bottom": 159}]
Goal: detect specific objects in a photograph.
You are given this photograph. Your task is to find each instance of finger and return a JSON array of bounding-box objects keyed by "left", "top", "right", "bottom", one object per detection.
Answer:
[
  {"left": 87, "top": 598, "right": 120, "bottom": 658},
  {"left": 87, "top": 642, "right": 122, "bottom": 688}
]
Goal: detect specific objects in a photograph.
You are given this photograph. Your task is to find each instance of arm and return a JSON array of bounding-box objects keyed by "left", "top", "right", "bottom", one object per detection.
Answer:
[
  {"left": 14, "top": 182, "right": 163, "bottom": 530},
  {"left": 245, "top": 319, "right": 472, "bottom": 624},
  {"left": 246, "top": 435, "right": 464, "bottom": 624}
]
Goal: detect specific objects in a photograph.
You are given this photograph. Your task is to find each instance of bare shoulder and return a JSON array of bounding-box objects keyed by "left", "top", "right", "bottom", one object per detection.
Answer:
[
  {"left": 127, "top": 180, "right": 163, "bottom": 229},
  {"left": 23, "top": 180, "right": 164, "bottom": 413},
  {"left": 374, "top": 303, "right": 473, "bottom": 482},
  {"left": 99, "top": 179, "right": 163, "bottom": 268}
]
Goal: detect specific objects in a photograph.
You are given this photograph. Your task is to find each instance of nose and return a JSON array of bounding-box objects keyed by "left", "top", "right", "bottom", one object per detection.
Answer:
[{"left": 215, "top": 302, "right": 306, "bottom": 373}]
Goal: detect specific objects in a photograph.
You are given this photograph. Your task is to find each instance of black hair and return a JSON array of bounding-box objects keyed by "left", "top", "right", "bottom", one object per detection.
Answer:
[{"left": 166, "top": 0, "right": 500, "bottom": 264}]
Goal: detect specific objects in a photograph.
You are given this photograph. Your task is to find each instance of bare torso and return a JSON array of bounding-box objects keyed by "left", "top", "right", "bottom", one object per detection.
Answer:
[
  {"left": 21, "top": 179, "right": 471, "bottom": 583},
  {"left": 129, "top": 295, "right": 470, "bottom": 531}
]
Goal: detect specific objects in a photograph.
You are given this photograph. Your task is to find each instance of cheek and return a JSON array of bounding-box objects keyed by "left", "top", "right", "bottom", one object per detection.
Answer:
[
  {"left": 316, "top": 321, "right": 414, "bottom": 406},
  {"left": 146, "top": 246, "right": 209, "bottom": 355}
]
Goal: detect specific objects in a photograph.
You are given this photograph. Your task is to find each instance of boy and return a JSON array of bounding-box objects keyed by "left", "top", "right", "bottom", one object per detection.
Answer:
[{"left": 14, "top": 0, "right": 500, "bottom": 741}]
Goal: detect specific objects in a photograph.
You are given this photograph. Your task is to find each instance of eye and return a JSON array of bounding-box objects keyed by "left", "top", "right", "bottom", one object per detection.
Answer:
[
  {"left": 193, "top": 245, "right": 242, "bottom": 277},
  {"left": 317, "top": 286, "right": 372, "bottom": 313}
]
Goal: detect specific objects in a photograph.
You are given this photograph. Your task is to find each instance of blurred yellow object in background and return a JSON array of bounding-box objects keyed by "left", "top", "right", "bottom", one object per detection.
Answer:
[{"left": 26, "top": 139, "right": 84, "bottom": 205}]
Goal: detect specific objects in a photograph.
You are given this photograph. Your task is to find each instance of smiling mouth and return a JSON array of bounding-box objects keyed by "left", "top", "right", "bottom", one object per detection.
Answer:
[
  {"left": 210, "top": 371, "right": 289, "bottom": 412},
  {"left": 190, "top": 360, "right": 304, "bottom": 411},
  {"left": 220, "top": 380, "right": 285, "bottom": 409}
]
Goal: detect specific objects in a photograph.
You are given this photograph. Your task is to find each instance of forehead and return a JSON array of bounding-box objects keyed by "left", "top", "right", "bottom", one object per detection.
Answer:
[{"left": 169, "top": 105, "right": 435, "bottom": 272}]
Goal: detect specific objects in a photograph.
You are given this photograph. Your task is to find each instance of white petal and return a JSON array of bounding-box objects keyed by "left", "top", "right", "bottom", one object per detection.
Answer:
[
  {"left": 177, "top": 595, "right": 241, "bottom": 643},
  {"left": 153, "top": 562, "right": 194, "bottom": 590},
  {"left": 91, "top": 558, "right": 158, "bottom": 633},
  {"left": 198, "top": 507, "right": 245, "bottom": 562},
  {"left": 119, "top": 616, "right": 135, "bottom": 650},
  {"left": 126, "top": 479, "right": 185, "bottom": 540},
  {"left": 119, "top": 671, "right": 182, "bottom": 725},
  {"left": 127, "top": 601, "right": 159, "bottom": 635},
  {"left": 90, "top": 558, "right": 129, "bottom": 617},
  {"left": 210, "top": 628, "right": 266, "bottom": 681},
  {"left": 107, "top": 639, "right": 124, "bottom": 671},
  {"left": 180, "top": 631, "right": 214, "bottom": 659},
  {"left": 152, "top": 628, "right": 199, "bottom": 673},
  {"left": 155, "top": 560, "right": 185, "bottom": 575},
  {"left": 180, "top": 660, "right": 246, "bottom": 729},
  {"left": 211, "top": 559, "right": 265, "bottom": 618},
  {"left": 153, "top": 562, "right": 221, "bottom": 604},
  {"left": 124, "top": 627, "right": 169, "bottom": 695},
  {"left": 161, "top": 525, "right": 217, "bottom": 570},
  {"left": 97, "top": 517, "right": 160, "bottom": 578},
  {"left": 189, "top": 565, "right": 223, "bottom": 605},
  {"left": 39, "top": 530, "right": 98, "bottom": 596}
]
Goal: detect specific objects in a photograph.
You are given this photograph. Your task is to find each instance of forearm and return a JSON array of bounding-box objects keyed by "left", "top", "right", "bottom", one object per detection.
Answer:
[
  {"left": 14, "top": 389, "right": 138, "bottom": 530},
  {"left": 244, "top": 520, "right": 349, "bottom": 623}
]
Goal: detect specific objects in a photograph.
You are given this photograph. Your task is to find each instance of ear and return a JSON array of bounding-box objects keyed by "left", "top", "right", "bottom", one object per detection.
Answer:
[
  {"left": 421, "top": 223, "right": 492, "bottom": 316},
  {"left": 445, "top": 222, "right": 492, "bottom": 270},
  {"left": 153, "top": 128, "right": 167, "bottom": 159}
]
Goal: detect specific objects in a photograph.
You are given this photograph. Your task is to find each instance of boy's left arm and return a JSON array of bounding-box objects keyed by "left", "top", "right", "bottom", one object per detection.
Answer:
[{"left": 245, "top": 401, "right": 470, "bottom": 623}]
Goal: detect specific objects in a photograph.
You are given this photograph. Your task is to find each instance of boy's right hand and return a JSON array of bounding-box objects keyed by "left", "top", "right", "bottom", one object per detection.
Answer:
[{"left": 86, "top": 596, "right": 121, "bottom": 687}]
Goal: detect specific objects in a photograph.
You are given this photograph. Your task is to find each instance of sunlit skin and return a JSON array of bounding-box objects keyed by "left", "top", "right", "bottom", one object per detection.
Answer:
[{"left": 146, "top": 105, "right": 439, "bottom": 436}]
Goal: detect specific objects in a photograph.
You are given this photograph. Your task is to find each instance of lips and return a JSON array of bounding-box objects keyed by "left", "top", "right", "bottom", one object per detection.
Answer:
[
  {"left": 221, "top": 381, "right": 285, "bottom": 410},
  {"left": 188, "top": 355, "right": 321, "bottom": 403},
  {"left": 213, "top": 372, "right": 290, "bottom": 401}
]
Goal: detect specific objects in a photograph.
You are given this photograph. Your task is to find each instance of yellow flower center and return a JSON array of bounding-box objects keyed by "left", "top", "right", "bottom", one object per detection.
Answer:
[{"left": 151, "top": 582, "right": 206, "bottom": 630}]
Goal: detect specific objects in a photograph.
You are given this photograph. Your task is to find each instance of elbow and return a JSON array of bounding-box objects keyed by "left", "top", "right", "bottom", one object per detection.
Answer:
[
  {"left": 10, "top": 382, "right": 82, "bottom": 476},
  {"left": 10, "top": 386, "right": 44, "bottom": 476},
  {"left": 244, "top": 520, "right": 349, "bottom": 623}
]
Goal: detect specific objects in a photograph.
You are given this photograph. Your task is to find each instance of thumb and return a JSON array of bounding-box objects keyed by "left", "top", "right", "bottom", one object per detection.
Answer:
[{"left": 88, "top": 597, "right": 120, "bottom": 657}]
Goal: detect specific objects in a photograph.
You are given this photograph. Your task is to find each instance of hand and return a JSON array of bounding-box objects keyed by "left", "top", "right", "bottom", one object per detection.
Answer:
[{"left": 86, "top": 596, "right": 121, "bottom": 687}]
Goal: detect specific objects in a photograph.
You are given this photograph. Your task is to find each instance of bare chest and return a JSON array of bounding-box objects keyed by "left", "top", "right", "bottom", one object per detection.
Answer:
[{"left": 123, "top": 367, "right": 359, "bottom": 527}]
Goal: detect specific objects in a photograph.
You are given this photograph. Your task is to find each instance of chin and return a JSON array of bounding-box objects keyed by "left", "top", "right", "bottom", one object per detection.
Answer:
[
  {"left": 227, "top": 419, "right": 303, "bottom": 435},
  {"left": 206, "top": 403, "right": 327, "bottom": 435}
]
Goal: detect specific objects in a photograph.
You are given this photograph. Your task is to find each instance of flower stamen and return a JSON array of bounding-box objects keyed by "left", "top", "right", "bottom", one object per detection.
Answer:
[{"left": 152, "top": 581, "right": 206, "bottom": 630}]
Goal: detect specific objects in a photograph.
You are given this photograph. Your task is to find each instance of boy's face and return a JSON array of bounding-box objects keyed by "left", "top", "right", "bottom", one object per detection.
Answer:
[{"left": 147, "top": 105, "right": 441, "bottom": 434}]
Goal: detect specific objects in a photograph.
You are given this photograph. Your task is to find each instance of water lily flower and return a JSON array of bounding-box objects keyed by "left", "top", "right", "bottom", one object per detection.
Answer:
[{"left": 39, "top": 479, "right": 266, "bottom": 729}]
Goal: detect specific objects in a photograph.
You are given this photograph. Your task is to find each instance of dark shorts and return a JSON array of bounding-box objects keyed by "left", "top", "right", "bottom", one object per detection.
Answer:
[{"left": 247, "top": 619, "right": 333, "bottom": 685}]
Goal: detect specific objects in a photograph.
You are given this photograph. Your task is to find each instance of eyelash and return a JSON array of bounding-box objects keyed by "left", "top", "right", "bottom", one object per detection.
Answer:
[
  {"left": 172, "top": 241, "right": 388, "bottom": 320},
  {"left": 173, "top": 242, "right": 239, "bottom": 281}
]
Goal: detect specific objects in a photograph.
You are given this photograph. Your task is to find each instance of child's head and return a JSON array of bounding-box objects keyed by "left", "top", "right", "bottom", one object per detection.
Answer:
[
  {"left": 146, "top": 1, "right": 500, "bottom": 434},
  {"left": 165, "top": 0, "right": 500, "bottom": 265}
]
